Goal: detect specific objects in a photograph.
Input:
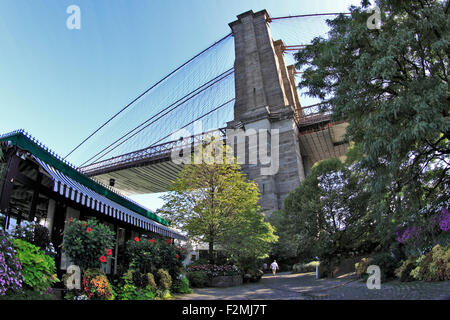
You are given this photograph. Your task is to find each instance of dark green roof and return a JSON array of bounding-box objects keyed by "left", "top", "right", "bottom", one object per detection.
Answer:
[{"left": 0, "top": 130, "right": 170, "bottom": 226}]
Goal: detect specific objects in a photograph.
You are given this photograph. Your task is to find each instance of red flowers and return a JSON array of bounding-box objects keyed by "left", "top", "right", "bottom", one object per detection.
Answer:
[
  {"left": 106, "top": 249, "right": 112, "bottom": 256},
  {"left": 166, "top": 239, "right": 171, "bottom": 243},
  {"left": 176, "top": 254, "right": 180, "bottom": 259},
  {"left": 99, "top": 256, "right": 107, "bottom": 263},
  {"left": 149, "top": 239, "right": 155, "bottom": 244},
  {"left": 86, "top": 227, "right": 93, "bottom": 233},
  {"left": 134, "top": 237, "right": 140, "bottom": 242},
  {"left": 68, "top": 217, "right": 73, "bottom": 223},
  {"left": 181, "top": 247, "right": 185, "bottom": 251}
]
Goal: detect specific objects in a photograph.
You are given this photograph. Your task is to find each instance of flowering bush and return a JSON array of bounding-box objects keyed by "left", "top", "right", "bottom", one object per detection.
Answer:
[
  {"left": 62, "top": 218, "right": 115, "bottom": 270},
  {"left": 410, "top": 245, "right": 450, "bottom": 281},
  {"left": 126, "top": 237, "right": 186, "bottom": 279},
  {"left": 439, "top": 208, "right": 450, "bottom": 232},
  {"left": 186, "top": 264, "right": 241, "bottom": 277},
  {"left": 0, "top": 230, "right": 24, "bottom": 296},
  {"left": 12, "top": 239, "right": 59, "bottom": 293},
  {"left": 12, "top": 221, "right": 56, "bottom": 257},
  {"left": 82, "top": 268, "right": 114, "bottom": 300},
  {"left": 395, "top": 257, "right": 417, "bottom": 282}
]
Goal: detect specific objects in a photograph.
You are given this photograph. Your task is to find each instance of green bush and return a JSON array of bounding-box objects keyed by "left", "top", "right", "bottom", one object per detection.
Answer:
[
  {"left": 369, "top": 252, "right": 400, "bottom": 282},
  {"left": 172, "top": 275, "right": 193, "bottom": 294},
  {"left": 186, "top": 271, "right": 209, "bottom": 288},
  {"left": 113, "top": 270, "right": 155, "bottom": 300},
  {"left": 12, "top": 239, "right": 59, "bottom": 293},
  {"left": 156, "top": 269, "right": 172, "bottom": 290},
  {"left": 411, "top": 245, "right": 450, "bottom": 281},
  {"left": 292, "top": 261, "right": 320, "bottom": 273},
  {"left": 355, "top": 258, "right": 370, "bottom": 278},
  {"left": 126, "top": 237, "right": 186, "bottom": 280},
  {"left": 13, "top": 222, "right": 55, "bottom": 256},
  {"left": 395, "top": 257, "right": 417, "bottom": 282},
  {"left": 243, "top": 268, "right": 263, "bottom": 282},
  {"left": 62, "top": 218, "right": 115, "bottom": 270}
]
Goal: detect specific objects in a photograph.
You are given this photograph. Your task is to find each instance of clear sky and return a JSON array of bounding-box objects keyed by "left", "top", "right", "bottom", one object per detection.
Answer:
[{"left": 0, "top": 0, "right": 361, "bottom": 210}]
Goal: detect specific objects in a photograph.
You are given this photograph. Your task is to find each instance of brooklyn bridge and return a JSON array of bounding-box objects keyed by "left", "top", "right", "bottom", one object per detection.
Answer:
[{"left": 67, "top": 10, "right": 350, "bottom": 215}]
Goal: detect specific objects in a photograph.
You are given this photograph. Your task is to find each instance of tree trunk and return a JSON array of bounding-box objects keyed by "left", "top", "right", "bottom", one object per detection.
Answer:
[{"left": 209, "top": 238, "right": 215, "bottom": 265}]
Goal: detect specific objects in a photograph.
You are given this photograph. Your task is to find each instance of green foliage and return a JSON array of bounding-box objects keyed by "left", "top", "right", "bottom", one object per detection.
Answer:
[
  {"left": 355, "top": 258, "right": 370, "bottom": 278},
  {"left": 156, "top": 269, "right": 172, "bottom": 290},
  {"left": 292, "top": 261, "right": 320, "bottom": 274},
  {"left": 243, "top": 268, "right": 264, "bottom": 283},
  {"left": 82, "top": 268, "right": 114, "bottom": 300},
  {"left": 62, "top": 218, "right": 115, "bottom": 270},
  {"left": 370, "top": 252, "right": 401, "bottom": 282},
  {"left": 268, "top": 210, "right": 299, "bottom": 264},
  {"left": 295, "top": 0, "right": 449, "bottom": 255},
  {"left": 113, "top": 270, "right": 156, "bottom": 300},
  {"left": 411, "top": 245, "right": 450, "bottom": 281},
  {"left": 172, "top": 275, "right": 193, "bottom": 294},
  {"left": 12, "top": 222, "right": 55, "bottom": 257},
  {"left": 395, "top": 257, "right": 417, "bottom": 282},
  {"left": 186, "top": 271, "right": 209, "bottom": 288},
  {"left": 12, "top": 239, "right": 58, "bottom": 293},
  {"left": 126, "top": 237, "right": 186, "bottom": 280},
  {"left": 158, "top": 143, "right": 273, "bottom": 265},
  {"left": 282, "top": 158, "right": 374, "bottom": 263}
]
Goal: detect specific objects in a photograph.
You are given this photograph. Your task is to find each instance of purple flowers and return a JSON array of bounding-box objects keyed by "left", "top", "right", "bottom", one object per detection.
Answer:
[
  {"left": 395, "top": 226, "right": 420, "bottom": 243},
  {"left": 439, "top": 208, "right": 450, "bottom": 232},
  {"left": 0, "top": 230, "right": 24, "bottom": 296}
]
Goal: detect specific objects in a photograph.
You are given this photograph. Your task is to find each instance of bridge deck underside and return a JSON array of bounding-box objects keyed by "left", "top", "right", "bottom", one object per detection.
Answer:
[
  {"left": 298, "top": 121, "right": 349, "bottom": 166},
  {"left": 93, "top": 161, "right": 184, "bottom": 196},
  {"left": 88, "top": 121, "right": 350, "bottom": 196}
]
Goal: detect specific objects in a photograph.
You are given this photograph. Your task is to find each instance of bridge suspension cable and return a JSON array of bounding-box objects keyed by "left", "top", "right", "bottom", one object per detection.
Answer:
[
  {"left": 64, "top": 33, "right": 233, "bottom": 161},
  {"left": 79, "top": 68, "right": 235, "bottom": 167}
]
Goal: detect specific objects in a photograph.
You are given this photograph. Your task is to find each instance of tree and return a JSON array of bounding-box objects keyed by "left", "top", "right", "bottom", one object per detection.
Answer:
[
  {"left": 295, "top": 0, "right": 449, "bottom": 251},
  {"left": 158, "top": 143, "right": 276, "bottom": 264},
  {"left": 283, "top": 158, "right": 374, "bottom": 263}
]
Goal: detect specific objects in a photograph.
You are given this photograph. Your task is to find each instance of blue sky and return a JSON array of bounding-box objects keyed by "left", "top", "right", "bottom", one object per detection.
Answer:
[{"left": 0, "top": 0, "right": 361, "bottom": 210}]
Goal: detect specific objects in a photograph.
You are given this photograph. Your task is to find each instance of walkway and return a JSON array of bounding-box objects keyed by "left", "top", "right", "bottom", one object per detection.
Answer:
[{"left": 177, "top": 272, "right": 450, "bottom": 300}]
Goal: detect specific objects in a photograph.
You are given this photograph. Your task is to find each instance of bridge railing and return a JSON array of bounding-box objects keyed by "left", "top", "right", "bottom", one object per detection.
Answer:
[{"left": 79, "top": 129, "right": 226, "bottom": 176}]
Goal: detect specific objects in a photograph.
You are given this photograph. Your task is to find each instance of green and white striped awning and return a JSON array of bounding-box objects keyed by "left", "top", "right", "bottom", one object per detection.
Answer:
[{"left": 35, "top": 156, "right": 185, "bottom": 240}]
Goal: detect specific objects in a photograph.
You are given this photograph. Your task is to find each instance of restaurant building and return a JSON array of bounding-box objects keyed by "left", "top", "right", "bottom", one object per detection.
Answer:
[{"left": 0, "top": 130, "right": 186, "bottom": 276}]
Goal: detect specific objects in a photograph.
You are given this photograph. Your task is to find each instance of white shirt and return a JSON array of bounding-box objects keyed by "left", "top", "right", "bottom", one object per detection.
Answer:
[{"left": 270, "top": 262, "right": 278, "bottom": 270}]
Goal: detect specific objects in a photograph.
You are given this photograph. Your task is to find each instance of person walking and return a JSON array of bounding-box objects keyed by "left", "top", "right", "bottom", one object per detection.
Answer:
[
  {"left": 270, "top": 260, "right": 279, "bottom": 276},
  {"left": 263, "top": 263, "right": 268, "bottom": 274}
]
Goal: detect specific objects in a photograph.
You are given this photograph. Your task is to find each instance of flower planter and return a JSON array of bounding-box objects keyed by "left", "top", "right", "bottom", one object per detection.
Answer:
[{"left": 209, "top": 275, "right": 243, "bottom": 287}]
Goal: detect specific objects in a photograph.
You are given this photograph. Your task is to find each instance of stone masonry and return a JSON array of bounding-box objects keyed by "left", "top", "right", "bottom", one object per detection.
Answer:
[{"left": 227, "top": 10, "right": 305, "bottom": 216}]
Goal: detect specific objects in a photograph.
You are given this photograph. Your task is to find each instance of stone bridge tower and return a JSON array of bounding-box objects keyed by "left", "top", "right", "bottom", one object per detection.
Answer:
[{"left": 227, "top": 10, "right": 306, "bottom": 216}]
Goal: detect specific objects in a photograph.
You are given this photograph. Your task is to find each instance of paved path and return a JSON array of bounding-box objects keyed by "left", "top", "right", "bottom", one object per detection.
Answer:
[{"left": 176, "top": 272, "right": 450, "bottom": 300}]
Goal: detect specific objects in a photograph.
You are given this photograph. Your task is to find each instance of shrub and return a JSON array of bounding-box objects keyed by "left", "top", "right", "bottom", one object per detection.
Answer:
[
  {"left": 172, "top": 274, "right": 193, "bottom": 294},
  {"left": 292, "top": 261, "right": 320, "bottom": 273},
  {"left": 369, "top": 252, "right": 400, "bottom": 282},
  {"left": 186, "top": 271, "right": 209, "bottom": 288},
  {"left": 62, "top": 218, "right": 115, "bottom": 270},
  {"left": 355, "top": 258, "right": 370, "bottom": 278},
  {"left": 0, "top": 230, "right": 24, "bottom": 296},
  {"left": 395, "top": 257, "right": 417, "bottom": 282},
  {"left": 13, "top": 221, "right": 55, "bottom": 257},
  {"left": 82, "top": 268, "right": 114, "bottom": 300},
  {"left": 411, "top": 245, "right": 450, "bottom": 281},
  {"left": 12, "top": 239, "right": 59, "bottom": 293},
  {"left": 126, "top": 237, "right": 186, "bottom": 280},
  {"left": 156, "top": 269, "right": 172, "bottom": 290},
  {"left": 186, "top": 264, "right": 241, "bottom": 277},
  {"left": 243, "top": 268, "right": 264, "bottom": 283}
]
